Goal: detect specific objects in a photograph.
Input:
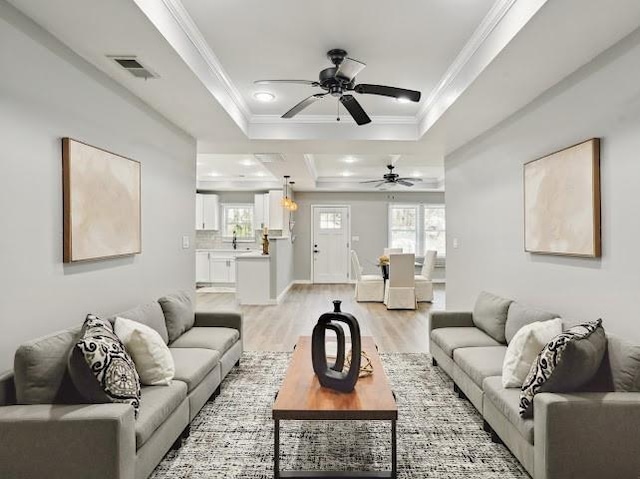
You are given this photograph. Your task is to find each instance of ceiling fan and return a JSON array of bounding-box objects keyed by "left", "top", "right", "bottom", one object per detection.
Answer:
[
  {"left": 254, "top": 49, "right": 421, "bottom": 125},
  {"left": 360, "top": 164, "right": 422, "bottom": 188}
]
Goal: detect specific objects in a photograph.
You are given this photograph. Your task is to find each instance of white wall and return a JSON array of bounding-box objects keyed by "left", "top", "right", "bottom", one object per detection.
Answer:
[
  {"left": 292, "top": 191, "right": 446, "bottom": 281},
  {"left": 0, "top": 2, "right": 196, "bottom": 370},
  {"left": 446, "top": 28, "right": 640, "bottom": 340}
]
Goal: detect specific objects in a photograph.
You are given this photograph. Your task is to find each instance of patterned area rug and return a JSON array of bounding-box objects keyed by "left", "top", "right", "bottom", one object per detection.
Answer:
[{"left": 152, "top": 352, "right": 530, "bottom": 478}]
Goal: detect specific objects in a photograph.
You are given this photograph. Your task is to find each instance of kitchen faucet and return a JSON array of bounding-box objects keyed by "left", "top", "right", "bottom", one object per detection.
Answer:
[{"left": 232, "top": 228, "right": 237, "bottom": 250}]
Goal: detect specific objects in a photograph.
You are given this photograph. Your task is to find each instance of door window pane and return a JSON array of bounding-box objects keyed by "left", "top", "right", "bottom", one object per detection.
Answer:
[{"left": 320, "top": 212, "right": 342, "bottom": 229}]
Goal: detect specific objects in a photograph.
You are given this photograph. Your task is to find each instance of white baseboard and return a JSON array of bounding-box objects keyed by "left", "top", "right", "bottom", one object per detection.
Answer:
[
  {"left": 293, "top": 279, "right": 313, "bottom": 285},
  {"left": 276, "top": 281, "right": 295, "bottom": 303}
]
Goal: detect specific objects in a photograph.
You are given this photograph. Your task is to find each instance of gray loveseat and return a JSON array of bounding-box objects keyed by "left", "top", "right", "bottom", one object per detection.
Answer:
[
  {"left": 429, "top": 291, "right": 640, "bottom": 479},
  {"left": 0, "top": 295, "right": 243, "bottom": 479}
]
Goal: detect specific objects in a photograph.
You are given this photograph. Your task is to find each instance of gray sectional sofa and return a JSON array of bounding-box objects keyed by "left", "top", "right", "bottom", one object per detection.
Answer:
[
  {"left": 0, "top": 296, "right": 243, "bottom": 479},
  {"left": 429, "top": 292, "right": 640, "bottom": 479}
]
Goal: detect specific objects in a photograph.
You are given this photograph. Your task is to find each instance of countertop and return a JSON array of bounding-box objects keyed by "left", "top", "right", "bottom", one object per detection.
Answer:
[{"left": 235, "top": 251, "right": 270, "bottom": 260}]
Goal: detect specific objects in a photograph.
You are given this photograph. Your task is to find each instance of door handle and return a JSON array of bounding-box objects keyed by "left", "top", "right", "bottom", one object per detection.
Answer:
[{"left": 313, "top": 249, "right": 320, "bottom": 254}]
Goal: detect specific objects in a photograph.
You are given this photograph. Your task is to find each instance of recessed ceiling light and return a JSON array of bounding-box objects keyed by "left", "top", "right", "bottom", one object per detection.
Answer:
[
  {"left": 240, "top": 159, "right": 254, "bottom": 166},
  {"left": 412, "top": 171, "right": 421, "bottom": 178},
  {"left": 205, "top": 172, "right": 219, "bottom": 178},
  {"left": 255, "top": 171, "right": 266, "bottom": 177},
  {"left": 397, "top": 97, "right": 412, "bottom": 104},
  {"left": 343, "top": 156, "right": 357, "bottom": 163},
  {"left": 253, "top": 91, "right": 275, "bottom": 102},
  {"left": 342, "top": 171, "right": 352, "bottom": 177}
]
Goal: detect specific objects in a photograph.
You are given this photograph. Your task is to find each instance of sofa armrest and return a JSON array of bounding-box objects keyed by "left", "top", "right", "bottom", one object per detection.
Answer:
[
  {"left": 195, "top": 310, "right": 243, "bottom": 338},
  {"left": 534, "top": 392, "right": 640, "bottom": 479},
  {"left": 0, "top": 403, "right": 135, "bottom": 479},
  {"left": 429, "top": 311, "right": 474, "bottom": 333}
]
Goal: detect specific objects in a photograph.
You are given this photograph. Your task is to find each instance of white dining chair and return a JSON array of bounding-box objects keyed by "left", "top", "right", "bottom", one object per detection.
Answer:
[
  {"left": 383, "top": 247, "right": 403, "bottom": 256},
  {"left": 416, "top": 250, "right": 437, "bottom": 302},
  {"left": 384, "top": 253, "right": 416, "bottom": 310},
  {"left": 351, "top": 251, "right": 384, "bottom": 302}
]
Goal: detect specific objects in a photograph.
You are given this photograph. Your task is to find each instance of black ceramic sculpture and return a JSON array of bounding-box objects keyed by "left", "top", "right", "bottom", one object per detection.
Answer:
[{"left": 312, "top": 300, "right": 361, "bottom": 392}]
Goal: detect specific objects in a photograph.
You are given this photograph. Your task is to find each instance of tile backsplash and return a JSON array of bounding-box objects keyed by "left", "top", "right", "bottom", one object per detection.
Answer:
[{"left": 196, "top": 230, "right": 282, "bottom": 250}]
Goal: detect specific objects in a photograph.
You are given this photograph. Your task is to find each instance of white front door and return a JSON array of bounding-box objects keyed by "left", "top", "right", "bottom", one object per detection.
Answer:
[{"left": 312, "top": 206, "right": 350, "bottom": 283}]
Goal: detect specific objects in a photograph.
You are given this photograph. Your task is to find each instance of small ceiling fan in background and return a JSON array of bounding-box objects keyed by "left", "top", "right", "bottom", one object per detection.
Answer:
[
  {"left": 254, "top": 49, "right": 422, "bottom": 125},
  {"left": 360, "top": 164, "right": 422, "bottom": 188}
]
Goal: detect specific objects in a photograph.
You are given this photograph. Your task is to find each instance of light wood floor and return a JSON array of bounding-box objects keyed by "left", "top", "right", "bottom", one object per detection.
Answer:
[{"left": 196, "top": 283, "right": 444, "bottom": 353}]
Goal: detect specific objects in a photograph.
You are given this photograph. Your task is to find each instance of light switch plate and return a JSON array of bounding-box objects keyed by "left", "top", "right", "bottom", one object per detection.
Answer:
[
  {"left": 453, "top": 238, "right": 459, "bottom": 249},
  {"left": 182, "top": 236, "right": 190, "bottom": 249},
  {"left": 352, "top": 236, "right": 360, "bottom": 242}
]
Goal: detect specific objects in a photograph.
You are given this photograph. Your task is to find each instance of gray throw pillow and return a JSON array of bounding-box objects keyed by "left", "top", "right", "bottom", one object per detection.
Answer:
[
  {"left": 68, "top": 315, "right": 141, "bottom": 417},
  {"left": 520, "top": 319, "right": 606, "bottom": 418},
  {"left": 505, "top": 302, "right": 559, "bottom": 344},
  {"left": 159, "top": 291, "right": 195, "bottom": 343},
  {"left": 473, "top": 291, "right": 513, "bottom": 344}
]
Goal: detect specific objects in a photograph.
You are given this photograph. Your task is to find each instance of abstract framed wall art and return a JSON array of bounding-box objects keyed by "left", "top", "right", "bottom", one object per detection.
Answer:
[
  {"left": 524, "top": 138, "right": 601, "bottom": 257},
  {"left": 62, "top": 138, "right": 141, "bottom": 262}
]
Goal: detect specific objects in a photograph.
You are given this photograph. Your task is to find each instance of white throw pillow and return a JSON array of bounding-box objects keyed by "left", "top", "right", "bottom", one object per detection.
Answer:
[
  {"left": 502, "top": 318, "right": 562, "bottom": 388},
  {"left": 114, "top": 317, "right": 175, "bottom": 386}
]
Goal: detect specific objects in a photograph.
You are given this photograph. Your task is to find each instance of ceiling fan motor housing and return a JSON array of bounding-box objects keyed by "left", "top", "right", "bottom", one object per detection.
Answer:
[{"left": 319, "top": 67, "right": 354, "bottom": 96}]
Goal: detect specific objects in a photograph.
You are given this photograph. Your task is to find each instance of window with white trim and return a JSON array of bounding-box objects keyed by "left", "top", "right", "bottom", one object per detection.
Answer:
[
  {"left": 222, "top": 204, "right": 254, "bottom": 240},
  {"left": 388, "top": 204, "right": 446, "bottom": 258}
]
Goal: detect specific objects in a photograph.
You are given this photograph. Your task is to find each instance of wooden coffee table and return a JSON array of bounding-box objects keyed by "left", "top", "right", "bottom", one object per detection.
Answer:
[{"left": 272, "top": 336, "right": 398, "bottom": 478}]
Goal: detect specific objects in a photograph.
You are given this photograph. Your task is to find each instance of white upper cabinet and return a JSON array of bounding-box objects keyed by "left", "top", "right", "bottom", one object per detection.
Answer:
[
  {"left": 254, "top": 194, "right": 265, "bottom": 228},
  {"left": 196, "top": 193, "right": 219, "bottom": 230}
]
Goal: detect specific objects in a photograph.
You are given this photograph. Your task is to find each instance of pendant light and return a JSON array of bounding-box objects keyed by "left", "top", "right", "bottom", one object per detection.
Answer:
[{"left": 281, "top": 175, "right": 298, "bottom": 211}]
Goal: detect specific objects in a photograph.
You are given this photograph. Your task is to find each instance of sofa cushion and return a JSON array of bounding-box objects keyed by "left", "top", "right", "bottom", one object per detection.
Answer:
[
  {"left": 473, "top": 291, "right": 513, "bottom": 344},
  {"left": 484, "top": 376, "right": 534, "bottom": 444},
  {"left": 170, "top": 348, "right": 220, "bottom": 392},
  {"left": 502, "top": 318, "right": 562, "bottom": 388},
  {"left": 431, "top": 327, "right": 501, "bottom": 358},
  {"left": 136, "top": 381, "right": 187, "bottom": 448},
  {"left": 112, "top": 301, "right": 169, "bottom": 345},
  {"left": 159, "top": 292, "right": 195, "bottom": 343},
  {"left": 14, "top": 327, "right": 82, "bottom": 404},
  {"left": 505, "top": 302, "right": 559, "bottom": 344},
  {"left": 69, "top": 315, "right": 141, "bottom": 417},
  {"left": 520, "top": 320, "right": 606, "bottom": 418},
  {"left": 453, "top": 346, "right": 507, "bottom": 388},
  {"left": 170, "top": 327, "right": 240, "bottom": 355}
]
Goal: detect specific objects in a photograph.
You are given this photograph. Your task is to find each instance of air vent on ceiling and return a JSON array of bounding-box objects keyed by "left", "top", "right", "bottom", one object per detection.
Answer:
[
  {"left": 108, "top": 55, "right": 159, "bottom": 79},
  {"left": 253, "top": 153, "right": 285, "bottom": 163}
]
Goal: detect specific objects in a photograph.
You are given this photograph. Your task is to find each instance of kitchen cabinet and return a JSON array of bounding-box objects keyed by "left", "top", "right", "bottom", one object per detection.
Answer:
[
  {"left": 195, "top": 252, "right": 210, "bottom": 283},
  {"left": 195, "top": 193, "right": 219, "bottom": 230},
  {"left": 254, "top": 193, "right": 270, "bottom": 229},
  {"left": 209, "top": 257, "right": 230, "bottom": 282},
  {"left": 268, "top": 190, "right": 284, "bottom": 231}
]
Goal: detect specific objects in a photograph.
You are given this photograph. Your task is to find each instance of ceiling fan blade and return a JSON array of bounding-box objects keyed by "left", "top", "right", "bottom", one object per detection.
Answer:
[
  {"left": 354, "top": 84, "right": 421, "bottom": 102},
  {"left": 340, "top": 94, "right": 371, "bottom": 125},
  {"left": 360, "top": 179, "right": 386, "bottom": 183},
  {"left": 282, "top": 93, "right": 326, "bottom": 118},
  {"left": 255, "top": 79, "right": 319, "bottom": 86},
  {"left": 397, "top": 177, "right": 423, "bottom": 182},
  {"left": 335, "top": 57, "right": 366, "bottom": 81},
  {"left": 397, "top": 179, "right": 415, "bottom": 187},
  {"left": 374, "top": 181, "right": 388, "bottom": 188}
]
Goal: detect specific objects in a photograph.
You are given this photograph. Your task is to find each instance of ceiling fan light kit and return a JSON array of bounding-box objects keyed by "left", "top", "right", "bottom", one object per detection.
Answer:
[{"left": 255, "top": 49, "right": 422, "bottom": 126}]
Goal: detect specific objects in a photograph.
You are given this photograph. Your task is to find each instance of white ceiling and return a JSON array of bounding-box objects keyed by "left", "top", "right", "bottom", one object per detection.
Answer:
[
  {"left": 9, "top": 0, "right": 640, "bottom": 191},
  {"left": 180, "top": 0, "right": 495, "bottom": 118}
]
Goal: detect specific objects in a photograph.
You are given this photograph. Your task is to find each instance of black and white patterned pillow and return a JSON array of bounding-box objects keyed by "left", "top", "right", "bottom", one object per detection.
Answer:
[
  {"left": 71, "top": 314, "right": 141, "bottom": 417},
  {"left": 519, "top": 319, "right": 604, "bottom": 418}
]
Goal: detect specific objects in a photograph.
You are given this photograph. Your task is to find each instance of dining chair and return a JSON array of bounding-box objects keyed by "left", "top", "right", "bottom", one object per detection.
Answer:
[
  {"left": 383, "top": 247, "right": 403, "bottom": 256},
  {"left": 416, "top": 250, "right": 437, "bottom": 302},
  {"left": 351, "top": 250, "right": 384, "bottom": 302},
  {"left": 384, "top": 253, "right": 416, "bottom": 310}
]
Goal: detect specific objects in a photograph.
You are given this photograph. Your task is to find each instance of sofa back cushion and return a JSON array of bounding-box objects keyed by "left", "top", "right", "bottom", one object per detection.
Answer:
[
  {"left": 587, "top": 334, "right": 640, "bottom": 392},
  {"left": 159, "top": 291, "right": 195, "bottom": 343},
  {"left": 473, "top": 291, "right": 513, "bottom": 344},
  {"left": 13, "top": 327, "right": 82, "bottom": 404},
  {"left": 112, "top": 301, "right": 169, "bottom": 345},
  {"left": 505, "top": 302, "right": 559, "bottom": 344}
]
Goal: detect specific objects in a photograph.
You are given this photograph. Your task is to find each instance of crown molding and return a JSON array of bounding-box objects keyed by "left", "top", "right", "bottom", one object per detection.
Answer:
[{"left": 160, "top": 0, "right": 251, "bottom": 118}]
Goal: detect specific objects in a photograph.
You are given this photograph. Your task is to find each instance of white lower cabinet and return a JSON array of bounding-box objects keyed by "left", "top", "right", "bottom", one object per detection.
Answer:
[
  {"left": 195, "top": 252, "right": 210, "bottom": 283},
  {"left": 197, "top": 252, "right": 236, "bottom": 283}
]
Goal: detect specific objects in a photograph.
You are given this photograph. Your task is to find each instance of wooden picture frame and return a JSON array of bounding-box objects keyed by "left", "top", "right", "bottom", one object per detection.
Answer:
[
  {"left": 524, "top": 138, "right": 601, "bottom": 257},
  {"left": 63, "top": 138, "right": 141, "bottom": 263}
]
